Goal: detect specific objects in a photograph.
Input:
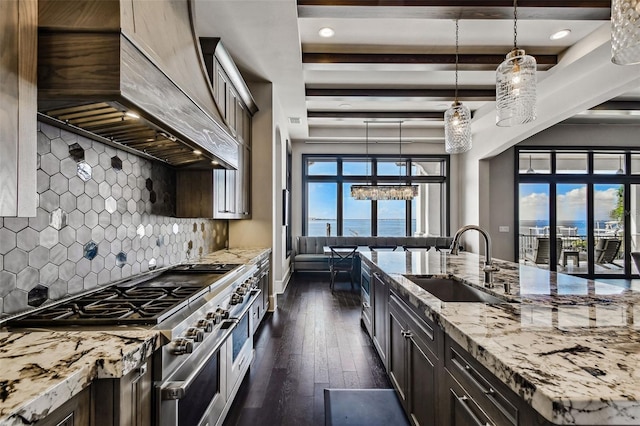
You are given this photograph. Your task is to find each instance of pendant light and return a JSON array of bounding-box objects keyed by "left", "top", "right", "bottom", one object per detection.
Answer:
[
  {"left": 351, "top": 121, "right": 418, "bottom": 201},
  {"left": 444, "top": 19, "right": 472, "bottom": 154},
  {"left": 612, "top": 0, "right": 640, "bottom": 65},
  {"left": 616, "top": 155, "right": 625, "bottom": 175},
  {"left": 496, "top": 0, "right": 537, "bottom": 127},
  {"left": 526, "top": 155, "right": 535, "bottom": 174}
]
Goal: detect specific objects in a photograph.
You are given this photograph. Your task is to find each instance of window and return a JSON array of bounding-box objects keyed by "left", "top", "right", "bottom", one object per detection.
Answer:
[
  {"left": 517, "top": 148, "right": 635, "bottom": 279},
  {"left": 303, "top": 155, "right": 449, "bottom": 237}
]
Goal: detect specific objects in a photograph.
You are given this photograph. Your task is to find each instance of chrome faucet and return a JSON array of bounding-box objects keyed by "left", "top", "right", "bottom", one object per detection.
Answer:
[{"left": 450, "top": 225, "right": 500, "bottom": 287}]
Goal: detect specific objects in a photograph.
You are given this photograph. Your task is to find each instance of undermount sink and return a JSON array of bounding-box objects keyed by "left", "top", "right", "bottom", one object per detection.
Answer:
[{"left": 404, "top": 275, "right": 505, "bottom": 303}]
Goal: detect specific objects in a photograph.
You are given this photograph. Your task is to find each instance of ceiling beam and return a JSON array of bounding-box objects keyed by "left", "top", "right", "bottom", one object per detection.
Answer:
[
  {"left": 308, "top": 110, "right": 444, "bottom": 119},
  {"left": 590, "top": 101, "right": 640, "bottom": 111},
  {"left": 303, "top": 52, "right": 556, "bottom": 70},
  {"left": 306, "top": 88, "right": 495, "bottom": 101},
  {"left": 297, "top": 1, "right": 610, "bottom": 20}
]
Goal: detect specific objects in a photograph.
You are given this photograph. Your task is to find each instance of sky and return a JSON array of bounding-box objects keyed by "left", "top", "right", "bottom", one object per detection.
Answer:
[{"left": 519, "top": 183, "right": 621, "bottom": 222}]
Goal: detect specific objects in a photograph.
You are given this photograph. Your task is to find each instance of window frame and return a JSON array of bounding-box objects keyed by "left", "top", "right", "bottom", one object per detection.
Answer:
[{"left": 303, "top": 154, "right": 450, "bottom": 237}]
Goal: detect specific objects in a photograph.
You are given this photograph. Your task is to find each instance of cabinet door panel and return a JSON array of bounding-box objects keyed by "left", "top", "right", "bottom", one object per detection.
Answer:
[
  {"left": 372, "top": 272, "right": 388, "bottom": 366},
  {"left": 388, "top": 307, "right": 407, "bottom": 408},
  {"left": 408, "top": 338, "right": 436, "bottom": 426}
]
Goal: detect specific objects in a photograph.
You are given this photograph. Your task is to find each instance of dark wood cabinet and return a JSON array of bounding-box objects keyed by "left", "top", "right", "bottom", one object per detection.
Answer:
[
  {"left": 93, "top": 361, "right": 152, "bottom": 426},
  {"left": 360, "top": 262, "right": 373, "bottom": 337},
  {"left": 372, "top": 271, "right": 388, "bottom": 367},
  {"left": 35, "top": 387, "right": 92, "bottom": 426},
  {"left": 176, "top": 143, "right": 250, "bottom": 219},
  {"left": 389, "top": 292, "right": 438, "bottom": 426}
]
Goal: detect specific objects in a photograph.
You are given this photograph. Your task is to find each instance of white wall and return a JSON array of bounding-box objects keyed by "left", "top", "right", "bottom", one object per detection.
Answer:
[{"left": 228, "top": 81, "right": 293, "bottom": 307}]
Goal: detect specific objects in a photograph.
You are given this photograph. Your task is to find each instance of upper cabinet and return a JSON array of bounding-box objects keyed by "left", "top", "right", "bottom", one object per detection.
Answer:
[
  {"left": 176, "top": 38, "right": 256, "bottom": 220},
  {"left": 200, "top": 38, "right": 257, "bottom": 148},
  {"left": 0, "top": 0, "right": 37, "bottom": 217}
]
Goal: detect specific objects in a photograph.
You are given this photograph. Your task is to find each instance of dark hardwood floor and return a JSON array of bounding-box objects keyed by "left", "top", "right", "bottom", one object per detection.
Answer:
[{"left": 223, "top": 272, "right": 391, "bottom": 426}]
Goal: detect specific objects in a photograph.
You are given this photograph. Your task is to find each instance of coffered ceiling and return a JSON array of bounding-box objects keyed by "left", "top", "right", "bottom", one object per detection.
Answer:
[{"left": 194, "top": 1, "right": 640, "bottom": 147}]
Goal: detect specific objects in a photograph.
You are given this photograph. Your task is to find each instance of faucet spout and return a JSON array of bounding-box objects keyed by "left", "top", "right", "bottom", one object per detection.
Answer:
[{"left": 450, "top": 225, "right": 499, "bottom": 287}]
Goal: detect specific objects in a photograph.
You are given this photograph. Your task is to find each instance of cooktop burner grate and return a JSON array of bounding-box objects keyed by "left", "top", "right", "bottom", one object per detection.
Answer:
[{"left": 7, "top": 268, "right": 239, "bottom": 327}]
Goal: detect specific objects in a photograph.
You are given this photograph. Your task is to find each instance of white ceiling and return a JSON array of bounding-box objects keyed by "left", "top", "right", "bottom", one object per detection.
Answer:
[{"left": 194, "top": 1, "right": 640, "bottom": 147}]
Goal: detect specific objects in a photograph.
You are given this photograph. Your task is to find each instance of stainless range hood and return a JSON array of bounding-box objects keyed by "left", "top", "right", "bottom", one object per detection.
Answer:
[{"left": 37, "top": 0, "right": 239, "bottom": 169}]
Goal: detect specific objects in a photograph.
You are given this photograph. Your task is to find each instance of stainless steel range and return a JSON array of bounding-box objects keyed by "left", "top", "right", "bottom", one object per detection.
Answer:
[{"left": 4, "top": 261, "right": 264, "bottom": 426}]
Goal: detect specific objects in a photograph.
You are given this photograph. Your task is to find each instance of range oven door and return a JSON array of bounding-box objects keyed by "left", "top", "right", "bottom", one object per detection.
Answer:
[
  {"left": 158, "top": 322, "right": 234, "bottom": 426},
  {"left": 227, "top": 289, "right": 261, "bottom": 398}
]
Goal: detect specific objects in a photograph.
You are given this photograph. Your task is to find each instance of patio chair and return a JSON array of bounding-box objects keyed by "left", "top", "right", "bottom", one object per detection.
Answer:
[
  {"left": 368, "top": 245, "right": 398, "bottom": 251},
  {"left": 525, "top": 237, "right": 562, "bottom": 266},
  {"left": 329, "top": 246, "right": 358, "bottom": 292},
  {"left": 594, "top": 238, "right": 622, "bottom": 268}
]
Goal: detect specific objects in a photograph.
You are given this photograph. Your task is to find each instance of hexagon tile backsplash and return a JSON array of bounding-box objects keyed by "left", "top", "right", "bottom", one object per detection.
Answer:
[{"left": 0, "top": 122, "right": 229, "bottom": 315}]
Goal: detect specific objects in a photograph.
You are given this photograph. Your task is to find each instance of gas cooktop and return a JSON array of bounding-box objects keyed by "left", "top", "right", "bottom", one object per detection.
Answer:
[{"left": 6, "top": 265, "right": 243, "bottom": 327}]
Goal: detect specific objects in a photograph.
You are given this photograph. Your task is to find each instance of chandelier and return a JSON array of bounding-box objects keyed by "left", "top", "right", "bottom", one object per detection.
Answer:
[
  {"left": 351, "top": 121, "right": 418, "bottom": 201},
  {"left": 444, "top": 19, "right": 472, "bottom": 154},
  {"left": 611, "top": 0, "right": 640, "bottom": 65},
  {"left": 496, "top": 0, "right": 537, "bottom": 127}
]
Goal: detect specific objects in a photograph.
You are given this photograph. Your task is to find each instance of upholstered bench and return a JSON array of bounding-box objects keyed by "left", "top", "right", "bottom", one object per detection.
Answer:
[{"left": 293, "top": 236, "right": 454, "bottom": 272}]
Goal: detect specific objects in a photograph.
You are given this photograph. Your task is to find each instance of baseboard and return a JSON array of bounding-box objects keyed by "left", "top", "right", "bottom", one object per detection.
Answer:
[{"left": 270, "top": 265, "right": 293, "bottom": 311}]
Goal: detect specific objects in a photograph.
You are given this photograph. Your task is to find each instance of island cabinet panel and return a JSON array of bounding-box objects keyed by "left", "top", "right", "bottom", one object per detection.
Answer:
[
  {"left": 372, "top": 270, "right": 389, "bottom": 367},
  {"left": 360, "top": 262, "right": 373, "bottom": 337},
  {"left": 35, "top": 386, "right": 92, "bottom": 426},
  {"left": 389, "top": 291, "right": 439, "bottom": 426}
]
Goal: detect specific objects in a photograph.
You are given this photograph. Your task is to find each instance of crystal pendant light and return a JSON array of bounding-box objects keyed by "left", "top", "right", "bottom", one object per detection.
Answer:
[
  {"left": 612, "top": 0, "right": 640, "bottom": 65},
  {"left": 351, "top": 121, "right": 418, "bottom": 201},
  {"left": 444, "top": 19, "right": 472, "bottom": 154},
  {"left": 496, "top": 0, "right": 537, "bottom": 127}
]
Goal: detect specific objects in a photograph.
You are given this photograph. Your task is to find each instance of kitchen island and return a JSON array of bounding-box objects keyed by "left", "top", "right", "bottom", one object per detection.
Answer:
[
  {"left": 0, "top": 248, "right": 270, "bottom": 426},
  {"left": 360, "top": 250, "right": 640, "bottom": 426}
]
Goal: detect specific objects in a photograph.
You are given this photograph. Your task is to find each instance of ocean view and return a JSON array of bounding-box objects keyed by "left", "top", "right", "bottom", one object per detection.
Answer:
[
  {"left": 519, "top": 220, "right": 621, "bottom": 236},
  {"left": 309, "top": 219, "right": 418, "bottom": 236}
]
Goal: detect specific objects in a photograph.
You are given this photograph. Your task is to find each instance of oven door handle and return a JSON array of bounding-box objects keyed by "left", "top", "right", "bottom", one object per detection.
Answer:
[{"left": 159, "top": 322, "right": 237, "bottom": 401}]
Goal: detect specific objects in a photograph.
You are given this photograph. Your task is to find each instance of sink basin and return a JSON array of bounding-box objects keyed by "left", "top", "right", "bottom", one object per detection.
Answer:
[{"left": 404, "top": 275, "right": 504, "bottom": 303}]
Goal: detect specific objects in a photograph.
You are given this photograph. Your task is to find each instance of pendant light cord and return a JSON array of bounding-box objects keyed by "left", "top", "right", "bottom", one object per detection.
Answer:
[
  {"left": 398, "top": 121, "right": 403, "bottom": 184},
  {"left": 454, "top": 19, "right": 459, "bottom": 103},
  {"left": 365, "top": 121, "right": 370, "bottom": 177},
  {"left": 513, "top": 0, "right": 518, "bottom": 49}
]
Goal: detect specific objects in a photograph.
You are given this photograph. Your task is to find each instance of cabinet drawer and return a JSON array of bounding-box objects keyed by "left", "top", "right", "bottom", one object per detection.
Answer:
[
  {"left": 390, "top": 289, "right": 438, "bottom": 359},
  {"left": 445, "top": 338, "right": 518, "bottom": 426}
]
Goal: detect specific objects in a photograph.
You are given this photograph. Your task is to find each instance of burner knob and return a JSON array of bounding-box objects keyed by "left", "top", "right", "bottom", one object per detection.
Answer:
[
  {"left": 196, "top": 319, "right": 213, "bottom": 333},
  {"left": 230, "top": 293, "right": 243, "bottom": 304},
  {"left": 237, "top": 286, "right": 248, "bottom": 295},
  {"left": 184, "top": 327, "right": 204, "bottom": 342},
  {"left": 172, "top": 338, "right": 194, "bottom": 355},
  {"left": 217, "top": 307, "right": 230, "bottom": 320}
]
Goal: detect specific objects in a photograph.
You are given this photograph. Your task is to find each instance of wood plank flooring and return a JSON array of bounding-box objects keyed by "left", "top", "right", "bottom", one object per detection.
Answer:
[{"left": 223, "top": 272, "right": 391, "bottom": 426}]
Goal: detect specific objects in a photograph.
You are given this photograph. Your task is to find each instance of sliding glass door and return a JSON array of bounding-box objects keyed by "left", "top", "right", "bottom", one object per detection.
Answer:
[{"left": 517, "top": 149, "right": 637, "bottom": 279}]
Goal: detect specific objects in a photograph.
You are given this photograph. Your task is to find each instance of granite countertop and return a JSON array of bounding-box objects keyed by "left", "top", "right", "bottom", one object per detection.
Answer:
[
  {"left": 0, "top": 247, "right": 270, "bottom": 426},
  {"left": 360, "top": 250, "right": 640, "bottom": 425}
]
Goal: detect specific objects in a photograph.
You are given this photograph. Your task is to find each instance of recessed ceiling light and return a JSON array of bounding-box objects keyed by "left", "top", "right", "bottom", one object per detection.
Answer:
[
  {"left": 318, "top": 27, "right": 335, "bottom": 38},
  {"left": 550, "top": 29, "right": 571, "bottom": 40},
  {"left": 211, "top": 160, "right": 219, "bottom": 165},
  {"left": 125, "top": 111, "right": 140, "bottom": 119},
  {"left": 193, "top": 149, "right": 202, "bottom": 155},
  {"left": 339, "top": 103, "right": 351, "bottom": 109}
]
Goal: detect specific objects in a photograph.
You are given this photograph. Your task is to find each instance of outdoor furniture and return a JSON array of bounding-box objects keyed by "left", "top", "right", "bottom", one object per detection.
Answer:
[
  {"left": 328, "top": 246, "right": 358, "bottom": 292},
  {"left": 631, "top": 252, "right": 640, "bottom": 272},
  {"left": 562, "top": 249, "right": 580, "bottom": 267},
  {"left": 525, "top": 237, "right": 562, "bottom": 266},
  {"left": 368, "top": 245, "right": 398, "bottom": 251},
  {"left": 594, "top": 238, "right": 622, "bottom": 268}
]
